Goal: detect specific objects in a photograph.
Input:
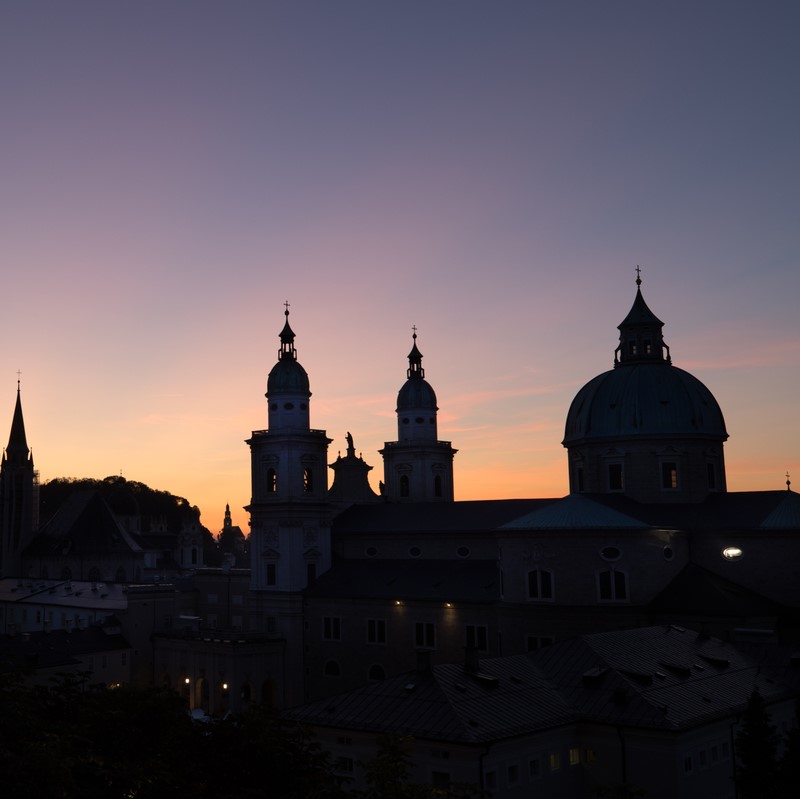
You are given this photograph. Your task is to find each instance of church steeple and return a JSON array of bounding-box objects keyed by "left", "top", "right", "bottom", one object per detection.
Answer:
[
  {"left": 266, "top": 303, "right": 311, "bottom": 431},
  {"left": 407, "top": 328, "right": 425, "bottom": 380},
  {"left": 614, "top": 268, "right": 671, "bottom": 367},
  {"left": 1, "top": 381, "right": 38, "bottom": 576},
  {"left": 5, "top": 381, "right": 32, "bottom": 468}
]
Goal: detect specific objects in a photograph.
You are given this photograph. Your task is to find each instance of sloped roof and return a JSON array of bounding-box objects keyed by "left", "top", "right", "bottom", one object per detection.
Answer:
[
  {"left": 649, "top": 562, "right": 782, "bottom": 617},
  {"left": 284, "top": 627, "right": 797, "bottom": 743},
  {"left": 305, "top": 558, "right": 500, "bottom": 603},
  {"left": 24, "top": 490, "right": 143, "bottom": 556},
  {"left": 501, "top": 493, "right": 648, "bottom": 530}
]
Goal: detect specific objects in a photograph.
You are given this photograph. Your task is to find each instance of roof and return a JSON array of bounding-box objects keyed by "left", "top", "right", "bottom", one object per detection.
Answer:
[
  {"left": 285, "top": 626, "right": 798, "bottom": 743},
  {"left": 502, "top": 493, "right": 647, "bottom": 530},
  {"left": 305, "top": 558, "right": 500, "bottom": 603},
  {"left": 563, "top": 363, "right": 728, "bottom": 444},
  {"left": 24, "top": 490, "right": 143, "bottom": 556},
  {"left": 333, "top": 498, "right": 555, "bottom": 535}
]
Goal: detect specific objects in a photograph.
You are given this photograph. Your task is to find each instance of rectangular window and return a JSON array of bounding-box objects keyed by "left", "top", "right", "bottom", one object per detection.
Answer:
[
  {"left": 484, "top": 771, "right": 496, "bottom": 790},
  {"left": 527, "top": 569, "right": 554, "bottom": 600},
  {"left": 584, "top": 749, "right": 597, "bottom": 765},
  {"left": 661, "top": 461, "right": 678, "bottom": 489},
  {"left": 699, "top": 750, "right": 707, "bottom": 768},
  {"left": 684, "top": 755, "right": 693, "bottom": 775},
  {"left": 707, "top": 463, "right": 717, "bottom": 489},
  {"left": 576, "top": 466, "right": 585, "bottom": 492},
  {"left": 466, "top": 624, "right": 488, "bottom": 652},
  {"left": 367, "top": 618, "right": 386, "bottom": 644},
  {"left": 608, "top": 463, "right": 624, "bottom": 490},
  {"left": 415, "top": 622, "right": 436, "bottom": 649},
  {"left": 506, "top": 763, "right": 519, "bottom": 785},
  {"left": 710, "top": 745, "right": 719, "bottom": 763},
  {"left": 323, "top": 617, "right": 341, "bottom": 641},
  {"left": 569, "top": 748, "right": 581, "bottom": 766},
  {"left": 529, "top": 758, "right": 541, "bottom": 779},
  {"left": 550, "top": 753, "right": 561, "bottom": 772},
  {"left": 266, "top": 563, "right": 277, "bottom": 586},
  {"left": 598, "top": 570, "right": 628, "bottom": 601}
]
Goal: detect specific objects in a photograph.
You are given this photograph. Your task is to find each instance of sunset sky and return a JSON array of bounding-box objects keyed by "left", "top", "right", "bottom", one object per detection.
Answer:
[{"left": 1, "top": 1, "right": 798, "bottom": 535}]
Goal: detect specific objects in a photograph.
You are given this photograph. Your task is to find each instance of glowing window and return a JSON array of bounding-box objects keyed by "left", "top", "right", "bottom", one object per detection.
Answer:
[{"left": 722, "top": 547, "right": 743, "bottom": 561}]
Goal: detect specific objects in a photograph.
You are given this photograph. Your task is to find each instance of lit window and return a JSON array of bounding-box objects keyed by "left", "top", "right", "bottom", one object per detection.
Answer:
[
  {"left": 267, "top": 468, "right": 277, "bottom": 493},
  {"left": 303, "top": 468, "right": 313, "bottom": 493},
  {"left": 722, "top": 547, "right": 743, "bottom": 561},
  {"left": 661, "top": 462, "right": 678, "bottom": 490},
  {"left": 569, "top": 748, "right": 581, "bottom": 766},
  {"left": 550, "top": 753, "right": 561, "bottom": 772}
]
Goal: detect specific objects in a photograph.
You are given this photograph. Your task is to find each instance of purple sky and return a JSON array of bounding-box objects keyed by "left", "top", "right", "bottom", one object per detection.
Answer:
[{"left": 1, "top": 1, "right": 798, "bottom": 534}]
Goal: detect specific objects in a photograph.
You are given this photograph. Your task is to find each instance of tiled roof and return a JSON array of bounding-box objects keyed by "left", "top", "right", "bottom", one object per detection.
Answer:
[{"left": 285, "top": 626, "right": 797, "bottom": 743}]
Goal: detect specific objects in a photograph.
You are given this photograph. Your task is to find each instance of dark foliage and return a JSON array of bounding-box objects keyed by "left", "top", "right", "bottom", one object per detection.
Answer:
[{"left": 735, "top": 689, "right": 780, "bottom": 799}]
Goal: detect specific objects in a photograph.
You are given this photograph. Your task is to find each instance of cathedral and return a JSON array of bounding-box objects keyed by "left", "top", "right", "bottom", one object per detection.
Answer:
[{"left": 1, "top": 276, "right": 799, "bottom": 725}]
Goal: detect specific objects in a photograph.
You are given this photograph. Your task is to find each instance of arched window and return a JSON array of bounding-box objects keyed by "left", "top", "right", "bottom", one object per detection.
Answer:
[
  {"left": 597, "top": 569, "right": 628, "bottom": 601},
  {"left": 191, "top": 548, "right": 198, "bottom": 565},
  {"left": 324, "top": 660, "right": 341, "bottom": 677},
  {"left": 434, "top": 475, "right": 442, "bottom": 497},
  {"left": 303, "top": 468, "right": 313, "bottom": 493},
  {"left": 400, "top": 475, "right": 410, "bottom": 498},
  {"left": 267, "top": 468, "right": 277, "bottom": 493},
  {"left": 527, "top": 569, "right": 554, "bottom": 601},
  {"left": 368, "top": 664, "right": 386, "bottom": 682}
]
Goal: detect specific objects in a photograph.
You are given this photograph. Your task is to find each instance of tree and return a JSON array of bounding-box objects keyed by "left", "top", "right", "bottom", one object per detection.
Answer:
[{"left": 735, "top": 689, "right": 780, "bottom": 799}]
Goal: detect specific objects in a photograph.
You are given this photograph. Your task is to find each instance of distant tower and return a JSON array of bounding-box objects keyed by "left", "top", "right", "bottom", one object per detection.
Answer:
[
  {"left": 563, "top": 272, "right": 728, "bottom": 502},
  {"left": 380, "top": 330, "right": 456, "bottom": 502},
  {"left": 246, "top": 306, "right": 332, "bottom": 593},
  {"left": 0, "top": 382, "right": 39, "bottom": 576}
]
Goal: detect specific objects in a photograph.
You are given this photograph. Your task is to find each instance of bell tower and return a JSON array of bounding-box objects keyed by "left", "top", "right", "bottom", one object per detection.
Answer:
[
  {"left": 247, "top": 305, "right": 332, "bottom": 593},
  {"left": 380, "top": 330, "right": 457, "bottom": 502}
]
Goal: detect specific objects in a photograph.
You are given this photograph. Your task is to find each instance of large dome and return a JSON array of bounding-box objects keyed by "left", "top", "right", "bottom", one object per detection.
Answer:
[{"left": 563, "top": 363, "right": 728, "bottom": 444}]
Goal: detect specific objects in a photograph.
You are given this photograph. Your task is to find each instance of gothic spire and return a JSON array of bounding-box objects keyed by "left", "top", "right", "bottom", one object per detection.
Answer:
[{"left": 5, "top": 381, "right": 31, "bottom": 467}]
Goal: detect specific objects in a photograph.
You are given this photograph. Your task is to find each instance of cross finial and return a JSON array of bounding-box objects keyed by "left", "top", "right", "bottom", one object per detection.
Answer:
[
  {"left": 787, "top": 471, "right": 792, "bottom": 491},
  {"left": 412, "top": 324, "right": 417, "bottom": 340},
  {"left": 635, "top": 265, "right": 642, "bottom": 286},
  {"left": 284, "top": 300, "right": 290, "bottom": 317},
  {"left": 16, "top": 369, "right": 21, "bottom": 390}
]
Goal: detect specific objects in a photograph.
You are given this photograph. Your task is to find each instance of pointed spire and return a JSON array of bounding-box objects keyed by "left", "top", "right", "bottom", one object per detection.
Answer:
[
  {"left": 614, "top": 268, "right": 671, "bottom": 367},
  {"left": 407, "top": 326, "right": 425, "bottom": 380},
  {"left": 5, "top": 380, "right": 31, "bottom": 467}
]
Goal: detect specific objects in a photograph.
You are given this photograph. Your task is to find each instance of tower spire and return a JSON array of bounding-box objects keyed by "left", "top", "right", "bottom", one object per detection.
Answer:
[
  {"left": 5, "top": 379, "right": 31, "bottom": 467},
  {"left": 614, "top": 268, "right": 671, "bottom": 367}
]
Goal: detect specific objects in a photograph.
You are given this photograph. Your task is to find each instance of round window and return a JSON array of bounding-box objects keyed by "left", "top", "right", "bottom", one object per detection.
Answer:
[
  {"left": 409, "top": 547, "right": 421, "bottom": 558},
  {"left": 457, "top": 546, "right": 470, "bottom": 558},
  {"left": 663, "top": 546, "right": 674, "bottom": 561},
  {"left": 601, "top": 546, "right": 622, "bottom": 561},
  {"left": 283, "top": 402, "right": 294, "bottom": 410},
  {"left": 365, "top": 546, "right": 378, "bottom": 557}
]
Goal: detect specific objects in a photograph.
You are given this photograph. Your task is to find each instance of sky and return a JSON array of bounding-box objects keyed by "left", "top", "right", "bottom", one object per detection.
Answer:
[{"left": 1, "top": 1, "right": 798, "bottom": 535}]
